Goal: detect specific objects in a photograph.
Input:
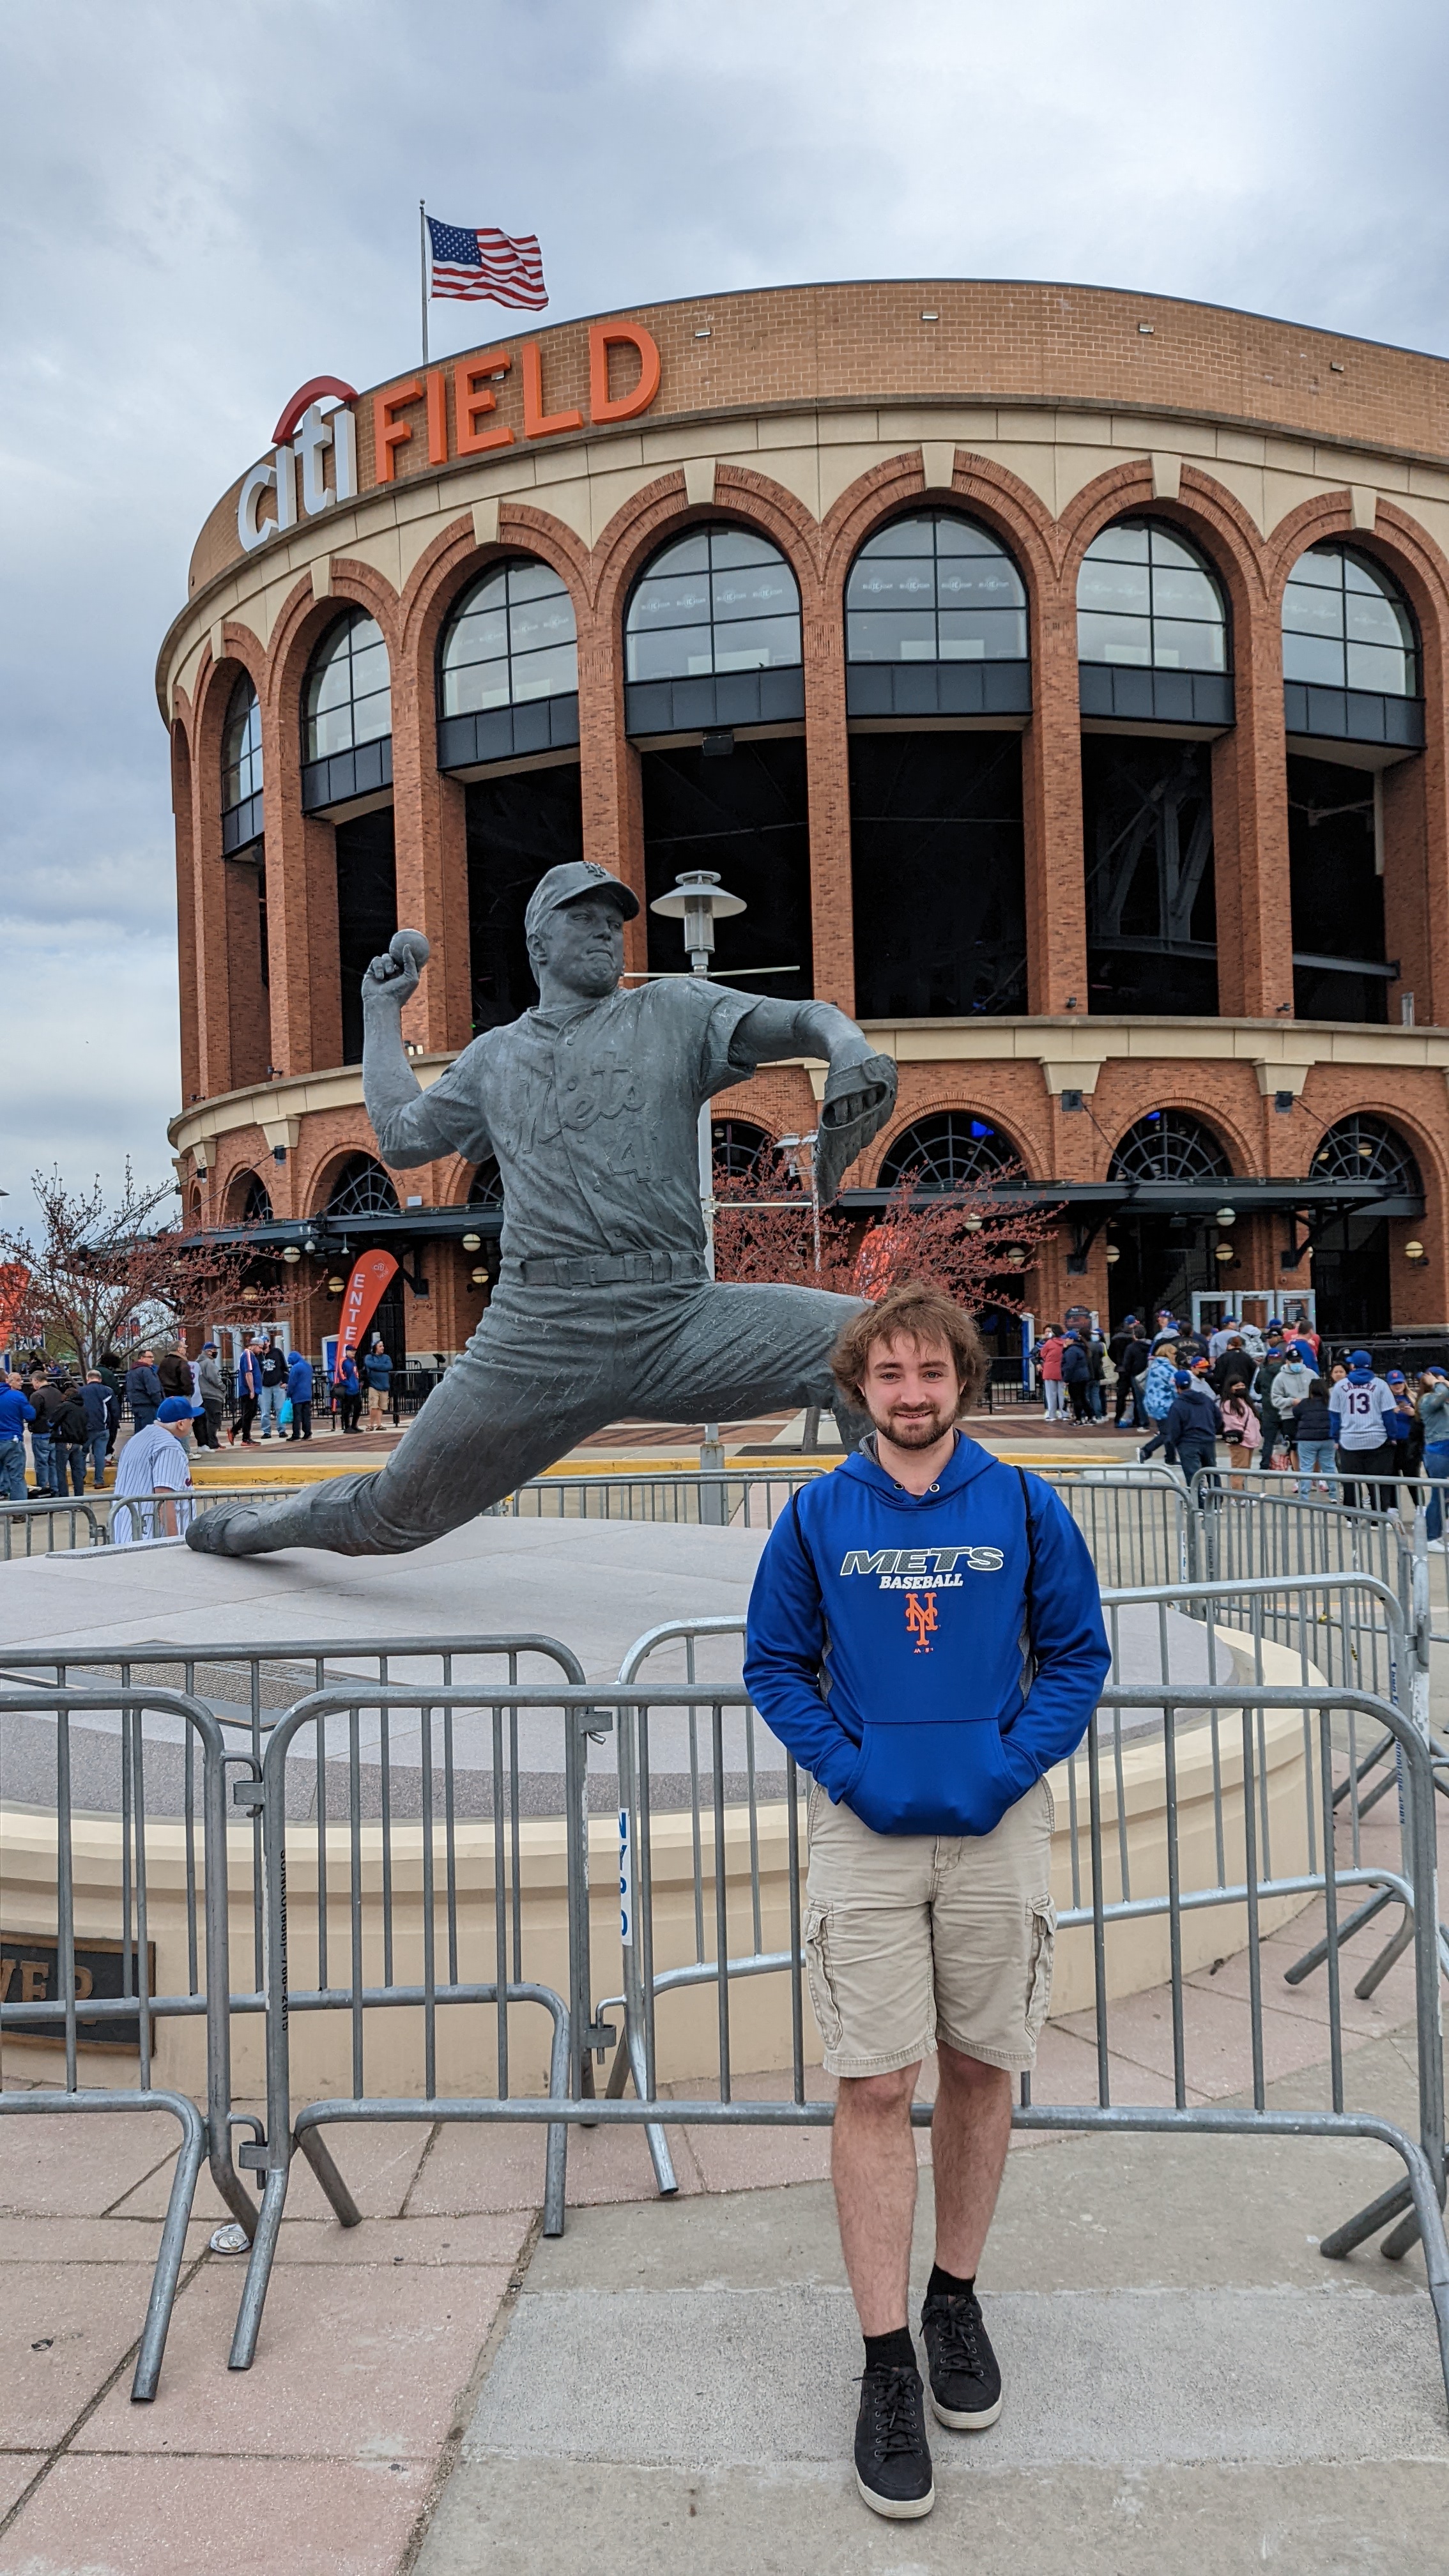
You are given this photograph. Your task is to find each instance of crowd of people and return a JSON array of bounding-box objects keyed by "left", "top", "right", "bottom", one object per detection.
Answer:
[
  {"left": 1029, "top": 1307, "right": 1449, "bottom": 1526},
  {"left": 0, "top": 1330, "right": 402, "bottom": 1503}
]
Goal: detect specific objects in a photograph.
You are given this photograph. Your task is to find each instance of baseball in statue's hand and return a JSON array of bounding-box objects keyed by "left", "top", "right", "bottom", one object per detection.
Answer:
[{"left": 363, "top": 928, "right": 430, "bottom": 1011}]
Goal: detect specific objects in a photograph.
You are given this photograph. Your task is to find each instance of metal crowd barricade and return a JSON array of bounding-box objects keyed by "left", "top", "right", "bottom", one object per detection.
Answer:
[
  {"left": 0, "top": 1498, "right": 106, "bottom": 1559},
  {"left": 0, "top": 1682, "right": 253, "bottom": 2400},
  {"left": 226, "top": 1662, "right": 606, "bottom": 2370}
]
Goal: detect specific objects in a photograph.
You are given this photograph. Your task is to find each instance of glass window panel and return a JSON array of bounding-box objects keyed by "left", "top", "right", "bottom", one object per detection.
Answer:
[
  {"left": 509, "top": 594, "right": 574, "bottom": 655},
  {"left": 508, "top": 560, "right": 567, "bottom": 604},
  {"left": 310, "top": 659, "right": 351, "bottom": 715},
  {"left": 442, "top": 659, "right": 510, "bottom": 716},
  {"left": 712, "top": 613, "right": 801, "bottom": 671},
  {"left": 1282, "top": 631, "right": 1346, "bottom": 686},
  {"left": 1284, "top": 579, "right": 1344, "bottom": 638},
  {"left": 462, "top": 567, "right": 509, "bottom": 615},
  {"left": 452, "top": 606, "right": 509, "bottom": 664},
  {"left": 310, "top": 703, "right": 353, "bottom": 758},
  {"left": 859, "top": 516, "right": 935, "bottom": 557},
  {"left": 631, "top": 571, "right": 714, "bottom": 626},
  {"left": 1151, "top": 566, "right": 1222, "bottom": 620},
  {"left": 935, "top": 558, "right": 1025, "bottom": 607},
  {"left": 1085, "top": 524, "right": 1150, "bottom": 564},
  {"left": 351, "top": 689, "right": 392, "bottom": 745},
  {"left": 1344, "top": 588, "right": 1409, "bottom": 648},
  {"left": 847, "top": 564, "right": 939, "bottom": 611},
  {"left": 627, "top": 624, "right": 714, "bottom": 682},
  {"left": 1152, "top": 618, "right": 1227, "bottom": 672},
  {"left": 847, "top": 611, "right": 934, "bottom": 661},
  {"left": 642, "top": 533, "right": 710, "bottom": 580},
  {"left": 1346, "top": 638, "right": 1412, "bottom": 694},
  {"left": 350, "top": 616, "right": 384, "bottom": 652},
  {"left": 1077, "top": 610, "right": 1152, "bottom": 664},
  {"left": 938, "top": 608, "right": 1028, "bottom": 659},
  {"left": 349, "top": 642, "right": 390, "bottom": 698},
  {"left": 712, "top": 564, "right": 797, "bottom": 620},
  {"left": 510, "top": 641, "right": 578, "bottom": 700},
  {"left": 707, "top": 528, "right": 784, "bottom": 568},
  {"left": 1292, "top": 548, "right": 1342, "bottom": 588},
  {"left": 1078, "top": 558, "right": 1152, "bottom": 615},
  {"left": 1341, "top": 553, "right": 1381, "bottom": 594},
  {"left": 933, "top": 518, "right": 998, "bottom": 556},
  {"left": 1146, "top": 529, "right": 1200, "bottom": 571}
]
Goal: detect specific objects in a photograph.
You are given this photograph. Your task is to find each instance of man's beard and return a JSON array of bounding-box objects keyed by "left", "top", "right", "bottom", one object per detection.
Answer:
[{"left": 871, "top": 1399, "right": 957, "bottom": 1450}]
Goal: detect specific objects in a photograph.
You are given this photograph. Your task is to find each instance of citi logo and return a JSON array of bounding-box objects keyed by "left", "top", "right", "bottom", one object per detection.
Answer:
[{"left": 839, "top": 1545, "right": 1004, "bottom": 1581}]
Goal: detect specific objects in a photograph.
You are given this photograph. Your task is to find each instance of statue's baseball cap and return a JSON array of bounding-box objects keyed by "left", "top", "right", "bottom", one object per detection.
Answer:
[{"left": 524, "top": 861, "right": 639, "bottom": 944}]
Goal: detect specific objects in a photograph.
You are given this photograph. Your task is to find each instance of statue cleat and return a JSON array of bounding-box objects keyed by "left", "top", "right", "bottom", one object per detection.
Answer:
[{"left": 185, "top": 1503, "right": 267, "bottom": 1557}]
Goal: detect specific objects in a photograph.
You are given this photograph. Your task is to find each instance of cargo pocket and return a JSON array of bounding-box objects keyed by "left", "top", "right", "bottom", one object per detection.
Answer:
[
  {"left": 1024, "top": 1897, "right": 1056, "bottom": 2043},
  {"left": 803, "top": 1900, "right": 843, "bottom": 2051}
]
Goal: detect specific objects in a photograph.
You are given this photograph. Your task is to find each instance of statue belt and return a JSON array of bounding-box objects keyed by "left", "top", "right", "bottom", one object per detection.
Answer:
[{"left": 509, "top": 1249, "right": 708, "bottom": 1290}]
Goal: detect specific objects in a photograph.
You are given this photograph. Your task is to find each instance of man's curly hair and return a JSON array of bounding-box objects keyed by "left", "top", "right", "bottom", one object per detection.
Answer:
[{"left": 831, "top": 1280, "right": 988, "bottom": 1420}]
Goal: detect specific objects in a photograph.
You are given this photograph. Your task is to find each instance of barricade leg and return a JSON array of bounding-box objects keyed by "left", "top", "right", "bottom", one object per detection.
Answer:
[
  {"left": 295, "top": 2125, "right": 363, "bottom": 2227},
  {"left": 229, "top": 2163, "right": 291, "bottom": 2371},
  {"left": 0, "top": 2090, "right": 206, "bottom": 2402}
]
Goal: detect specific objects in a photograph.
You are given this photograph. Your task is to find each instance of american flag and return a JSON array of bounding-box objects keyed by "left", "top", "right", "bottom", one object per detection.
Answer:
[{"left": 427, "top": 218, "right": 548, "bottom": 309}]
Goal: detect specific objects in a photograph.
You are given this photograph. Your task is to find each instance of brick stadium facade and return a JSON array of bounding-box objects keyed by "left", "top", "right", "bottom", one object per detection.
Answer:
[{"left": 160, "top": 279, "right": 1449, "bottom": 1368}]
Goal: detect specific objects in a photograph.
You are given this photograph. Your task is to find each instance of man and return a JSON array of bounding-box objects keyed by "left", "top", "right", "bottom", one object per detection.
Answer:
[
  {"left": 125, "top": 1350, "right": 164, "bottom": 1434},
  {"left": 231, "top": 1336, "right": 262, "bottom": 1446},
  {"left": 1154, "top": 1367, "right": 1224, "bottom": 1485},
  {"left": 0, "top": 1373, "right": 34, "bottom": 1503},
  {"left": 1211, "top": 1333, "right": 1256, "bottom": 1400},
  {"left": 286, "top": 1345, "right": 315, "bottom": 1441},
  {"left": 1108, "top": 1329, "right": 1144, "bottom": 1432},
  {"left": 52, "top": 1377, "right": 89, "bottom": 1498},
  {"left": 744, "top": 1284, "right": 1108, "bottom": 2520},
  {"left": 156, "top": 1347, "right": 192, "bottom": 1405},
  {"left": 112, "top": 1395, "right": 195, "bottom": 1544},
  {"left": 79, "top": 1370, "right": 119, "bottom": 1489},
  {"left": 188, "top": 862, "right": 898, "bottom": 1560},
  {"left": 196, "top": 1342, "right": 227, "bottom": 1449},
  {"left": 256, "top": 1337, "right": 288, "bottom": 1439},
  {"left": 1329, "top": 1347, "right": 1400, "bottom": 1511},
  {"left": 1059, "top": 1327, "right": 1093, "bottom": 1425},
  {"left": 27, "top": 1370, "right": 66, "bottom": 1495}
]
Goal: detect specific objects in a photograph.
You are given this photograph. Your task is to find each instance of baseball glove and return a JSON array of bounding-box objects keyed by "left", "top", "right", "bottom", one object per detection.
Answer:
[{"left": 813, "top": 1054, "right": 899, "bottom": 1206}]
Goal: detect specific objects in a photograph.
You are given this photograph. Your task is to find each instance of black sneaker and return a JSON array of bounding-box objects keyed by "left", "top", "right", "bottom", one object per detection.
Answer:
[
  {"left": 921, "top": 2288, "right": 1002, "bottom": 2430},
  {"left": 853, "top": 2362, "right": 934, "bottom": 2518}
]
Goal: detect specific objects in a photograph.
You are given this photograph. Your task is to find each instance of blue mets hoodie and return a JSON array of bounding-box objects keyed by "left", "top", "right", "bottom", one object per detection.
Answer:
[{"left": 744, "top": 1436, "right": 1110, "bottom": 1839}]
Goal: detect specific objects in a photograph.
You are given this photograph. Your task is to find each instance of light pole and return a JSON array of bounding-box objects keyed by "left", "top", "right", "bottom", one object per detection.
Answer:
[{"left": 649, "top": 869, "right": 746, "bottom": 1495}]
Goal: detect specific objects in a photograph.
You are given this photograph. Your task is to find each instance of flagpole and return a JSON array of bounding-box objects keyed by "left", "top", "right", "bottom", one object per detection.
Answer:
[{"left": 419, "top": 199, "right": 429, "bottom": 367}]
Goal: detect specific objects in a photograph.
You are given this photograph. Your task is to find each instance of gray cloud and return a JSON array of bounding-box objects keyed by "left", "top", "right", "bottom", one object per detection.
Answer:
[{"left": 4, "top": 0, "right": 1447, "bottom": 1230}]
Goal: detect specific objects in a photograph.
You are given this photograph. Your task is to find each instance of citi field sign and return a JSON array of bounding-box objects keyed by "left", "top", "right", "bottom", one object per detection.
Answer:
[{"left": 238, "top": 321, "right": 663, "bottom": 555}]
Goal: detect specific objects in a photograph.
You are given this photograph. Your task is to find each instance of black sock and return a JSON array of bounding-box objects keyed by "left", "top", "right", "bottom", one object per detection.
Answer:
[
  {"left": 926, "top": 2262, "right": 975, "bottom": 2302},
  {"left": 862, "top": 2326, "right": 917, "bottom": 2375}
]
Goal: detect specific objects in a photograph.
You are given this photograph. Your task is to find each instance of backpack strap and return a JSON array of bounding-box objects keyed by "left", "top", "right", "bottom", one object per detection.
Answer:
[{"left": 1014, "top": 1464, "right": 1038, "bottom": 1654}]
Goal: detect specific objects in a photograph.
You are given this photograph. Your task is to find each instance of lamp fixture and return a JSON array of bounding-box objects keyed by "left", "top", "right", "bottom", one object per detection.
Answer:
[
  {"left": 461, "top": 1233, "right": 482, "bottom": 1252},
  {"left": 1105, "top": 1245, "right": 1121, "bottom": 1264},
  {"left": 470, "top": 1266, "right": 489, "bottom": 1285},
  {"left": 1215, "top": 1208, "right": 1236, "bottom": 1226},
  {"left": 1405, "top": 1239, "right": 1427, "bottom": 1263},
  {"left": 1214, "top": 1243, "right": 1235, "bottom": 1263},
  {"left": 326, "top": 1276, "right": 345, "bottom": 1294},
  {"left": 281, "top": 1245, "right": 302, "bottom": 1263}
]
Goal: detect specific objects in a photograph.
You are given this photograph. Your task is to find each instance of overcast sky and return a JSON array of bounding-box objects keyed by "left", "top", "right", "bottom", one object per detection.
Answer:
[{"left": 4, "top": 0, "right": 1448, "bottom": 1238}]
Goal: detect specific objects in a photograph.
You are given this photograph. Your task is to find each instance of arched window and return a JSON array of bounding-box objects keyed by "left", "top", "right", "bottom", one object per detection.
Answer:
[
  {"left": 438, "top": 560, "right": 579, "bottom": 774},
  {"left": 626, "top": 526, "right": 801, "bottom": 684},
  {"left": 467, "top": 1158, "right": 504, "bottom": 1208},
  {"left": 1308, "top": 1115, "right": 1422, "bottom": 1198},
  {"left": 221, "top": 675, "right": 263, "bottom": 854},
  {"left": 1283, "top": 546, "right": 1418, "bottom": 699},
  {"left": 322, "top": 1154, "right": 401, "bottom": 1219},
  {"left": 847, "top": 514, "right": 1027, "bottom": 664},
  {"left": 302, "top": 611, "right": 392, "bottom": 810},
  {"left": 710, "top": 1117, "right": 772, "bottom": 1181},
  {"left": 1078, "top": 521, "right": 1229, "bottom": 675},
  {"left": 234, "top": 1171, "right": 273, "bottom": 1225},
  {"left": 1108, "top": 1111, "right": 1231, "bottom": 1184},
  {"left": 877, "top": 1113, "right": 1020, "bottom": 1192}
]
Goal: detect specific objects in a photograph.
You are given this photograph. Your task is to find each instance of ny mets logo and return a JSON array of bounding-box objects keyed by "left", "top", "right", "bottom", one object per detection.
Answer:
[{"left": 904, "top": 1592, "right": 939, "bottom": 1653}]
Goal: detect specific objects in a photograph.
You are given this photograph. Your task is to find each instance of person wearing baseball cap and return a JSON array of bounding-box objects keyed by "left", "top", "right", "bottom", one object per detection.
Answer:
[
  {"left": 112, "top": 1395, "right": 195, "bottom": 1545},
  {"left": 1418, "top": 1368, "right": 1449, "bottom": 1545},
  {"left": 190, "top": 861, "right": 900, "bottom": 1564},
  {"left": 1328, "top": 1347, "right": 1399, "bottom": 1511}
]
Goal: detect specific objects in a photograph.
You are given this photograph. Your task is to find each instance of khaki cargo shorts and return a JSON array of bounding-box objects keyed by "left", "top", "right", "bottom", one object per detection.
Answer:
[{"left": 803, "top": 1775, "right": 1056, "bottom": 2080}]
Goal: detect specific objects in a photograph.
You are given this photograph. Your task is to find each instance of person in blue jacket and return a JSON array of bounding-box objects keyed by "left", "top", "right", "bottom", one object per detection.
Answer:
[
  {"left": 286, "top": 1347, "right": 314, "bottom": 1442},
  {"left": 0, "top": 1373, "right": 35, "bottom": 1503},
  {"left": 744, "top": 1282, "right": 1109, "bottom": 2522}
]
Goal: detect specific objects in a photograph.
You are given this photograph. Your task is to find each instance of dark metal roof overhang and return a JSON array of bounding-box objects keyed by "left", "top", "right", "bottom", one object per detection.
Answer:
[
  {"left": 197, "top": 1208, "right": 503, "bottom": 1255},
  {"left": 838, "top": 1177, "right": 1425, "bottom": 1220}
]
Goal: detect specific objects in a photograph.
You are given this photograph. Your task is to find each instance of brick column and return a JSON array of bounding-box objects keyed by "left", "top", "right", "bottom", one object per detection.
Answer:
[
  {"left": 390, "top": 654, "right": 473, "bottom": 1052},
  {"left": 1213, "top": 601, "right": 1293, "bottom": 1018},
  {"left": 259, "top": 685, "right": 342, "bottom": 1077},
  {"left": 802, "top": 588, "right": 854, "bottom": 1012},
  {"left": 172, "top": 723, "right": 201, "bottom": 1107},
  {"left": 576, "top": 601, "right": 647, "bottom": 972},
  {"left": 1022, "top": 590, "right": 1088, "bottom": 1015}
]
